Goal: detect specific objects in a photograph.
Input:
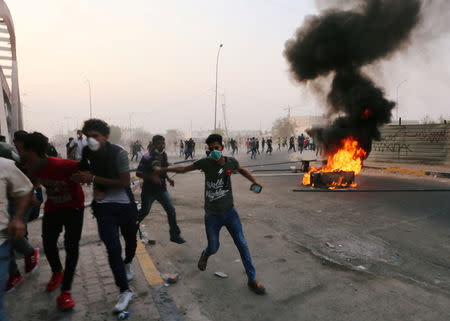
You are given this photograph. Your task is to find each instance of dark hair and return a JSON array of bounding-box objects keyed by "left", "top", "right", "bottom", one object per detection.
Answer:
[
  {"left": 82, "top": 118, "right": 110, "bottom": 136},
  {"left": 69, "top": 137, "right": 74, "bottom": 141},
  {"left": 13, "top": 130, "right": 28, "bottom": 143},
  {"left": 206, "top": 134, "right": 222, "bottom": 145},
  {"left": 152, "top": 135, "right": 165, "bottom": 144},
  {"left": 23, "top": 132, "right": 48, "bottom": 157},
  {"left": 0, "top": 135, "right": 5, "bottom": 142}
]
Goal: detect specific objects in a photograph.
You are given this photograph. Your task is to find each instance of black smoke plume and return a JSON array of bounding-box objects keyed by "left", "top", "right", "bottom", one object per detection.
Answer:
[{"left": 284, "top": 0, "right": 421, "bottom": 156}]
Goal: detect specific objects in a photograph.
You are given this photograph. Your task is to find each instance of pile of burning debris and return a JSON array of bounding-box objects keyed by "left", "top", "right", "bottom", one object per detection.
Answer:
[
  {"left": 283, "top": 0, "right": 421, "bottom": 189},
  {"left": 303, "top": 137, "right": 366, "bottom": 189}
]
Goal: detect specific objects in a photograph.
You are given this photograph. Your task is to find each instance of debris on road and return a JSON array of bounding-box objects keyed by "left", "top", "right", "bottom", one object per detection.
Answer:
[
  {"left": 325, "top": 242, "right": 335, "bottom": 248},
  {"left": 161, "top": 273, "right": 179, "bottom": 284},
  {"left": 214, "top": 272, "right": 228, "bottom": 278},
  {"left": 118, "top": 311, "right": 131, "bottom": 319}
]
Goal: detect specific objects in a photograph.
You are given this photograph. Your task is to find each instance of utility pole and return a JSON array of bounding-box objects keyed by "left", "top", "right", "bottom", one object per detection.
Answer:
[
  {"left": 221, "top": 94, "right": 229, "bottom": 137},
  {"left": 396, "top": 79, "right": 407, "bottom": 123},
  {"left": 214, "top": 44, "right": 223, "bottom": 131},
  {"left": 85, "top": 79, "right": 93, "bottom": 118}
]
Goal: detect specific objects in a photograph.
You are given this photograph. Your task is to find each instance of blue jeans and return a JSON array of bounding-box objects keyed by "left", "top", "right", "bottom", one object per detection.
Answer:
[
  {"left": 138, "top": 189, "right": 181, "bottom": 238},
  {"left": 204, "top": 207, "right": 256, "bottom": 281},
  {"left": 94, "top": 203, "right": 137, "bottom": 292},
  {"left": 0, "top": 241, "right": 10, "bottom": 321}
]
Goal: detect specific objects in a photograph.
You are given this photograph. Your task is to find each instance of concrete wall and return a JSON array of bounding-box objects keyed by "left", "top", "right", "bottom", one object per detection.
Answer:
[{"left": 367, "top": 124, "right": 450, "bottom": 165}]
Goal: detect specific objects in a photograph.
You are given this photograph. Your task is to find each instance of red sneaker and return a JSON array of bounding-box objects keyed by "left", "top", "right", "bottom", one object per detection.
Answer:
[
  {"left": 25, "top": 248, "right": 40, "bottom": 273},
  {"left": 5, "top": 272, "right": 24, "bottom": 293},
  {"left": 57, "top": 291, "right": 75, "bottom": 311},
  {"left": 46, "top": 271, "right": 64, "bottom": 291}
]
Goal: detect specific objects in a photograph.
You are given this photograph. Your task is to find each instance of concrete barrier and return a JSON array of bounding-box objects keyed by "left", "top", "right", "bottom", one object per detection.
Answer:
[{"left": 367, "top": 124, "right": 450, "bottom": 165}]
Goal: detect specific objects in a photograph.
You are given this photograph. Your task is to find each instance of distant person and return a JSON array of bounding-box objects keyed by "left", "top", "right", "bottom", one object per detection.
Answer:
[
  {"left": 68, "top": 130, "right": 87, "bottom": 162},
  {"left": 288, "top": 136, "right": 296, "bottom": 153},
  {"left": 298, "top": 134, "right": 305, "bottom": 154},
  {"left": 277, "top": 137, "right": 281, "bottom": 151},
  {"left": 156, "top": 134, "right": 266, "bottom": 295},
  {"left": 261, "top": 138, "right": 265, "bottom": 152},
  {"left": 179, "top": 140, "right": 184, "bottom": 157},
  {"left": 137, "top": 135, "right": 185, "bottom": 244},
  {"left": 266, "top": 137, "right": 273, "bottom": 155},
  {"left": 185, "top": 138, "right": 194, "bottom": 160},
  {"left": 66, "top": 137, "right": 75, "bottom": 159}
]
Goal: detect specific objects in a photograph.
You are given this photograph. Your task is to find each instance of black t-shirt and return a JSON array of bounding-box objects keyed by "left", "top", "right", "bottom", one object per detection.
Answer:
[{"left": 194, "top": 157, "right": 239, "bottom": 215}]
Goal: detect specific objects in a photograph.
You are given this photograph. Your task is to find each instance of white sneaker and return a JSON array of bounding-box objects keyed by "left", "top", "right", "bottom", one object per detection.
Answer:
[
  {"left": 125, "top": 263, "right": 133, "bottom": 281},
  {"left": 113, "top": 289, "right": 134, "bottom": 313}
]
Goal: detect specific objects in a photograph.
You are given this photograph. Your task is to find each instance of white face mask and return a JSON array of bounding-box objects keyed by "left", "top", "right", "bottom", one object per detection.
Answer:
[{"left": 87, "top": 137, "right": 101, "bottom": 151}]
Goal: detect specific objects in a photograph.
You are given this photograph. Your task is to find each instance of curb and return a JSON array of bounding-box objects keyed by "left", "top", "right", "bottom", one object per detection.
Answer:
[
  {"left": 135, "top": 240, "right": 184, "bottom": 321},
  {"left": 364, "top": 165, "right": 450, "bottom": 179}
]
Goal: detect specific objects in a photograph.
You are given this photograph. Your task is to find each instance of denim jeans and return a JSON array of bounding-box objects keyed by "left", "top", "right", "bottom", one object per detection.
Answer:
[
  {"left": 0, "top": 241, "right": 10, "bottom": 321},
  {"left": 7, "top": 198, "right": 35, "bottom": 276},
  {"left": 138, "top": 189, "right": 181, "bottom": 238},
  {"left": 204, "top": 207, "right": 256, "bottom": 281},
  {"left": 94, "top": 203, "right": 137, "bottom": 292}
]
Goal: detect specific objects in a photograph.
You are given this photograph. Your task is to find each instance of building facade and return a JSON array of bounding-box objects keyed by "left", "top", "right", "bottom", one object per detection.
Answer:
[{"left": 0, "top": 0, "right": 21, "bottom": 143}]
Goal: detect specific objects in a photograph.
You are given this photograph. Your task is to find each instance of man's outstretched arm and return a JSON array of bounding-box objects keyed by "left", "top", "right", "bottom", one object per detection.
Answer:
[
  {"left": 158, "top": 163, "right": 197, "bottom": 174},
  {"left": 237, "top": 167, "right": 262, "bottom": 187}
]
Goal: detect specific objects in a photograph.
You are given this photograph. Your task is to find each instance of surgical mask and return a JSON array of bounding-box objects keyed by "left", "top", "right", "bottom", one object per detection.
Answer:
[
  {"left": 209, "top": 150, "right": 222, "bottom": 161},
  {"left": 154, "top": 148, "right": 165, "bottom": 154},
  {"left": 87, "top": 137, "right": 101, "bottom": 152}
]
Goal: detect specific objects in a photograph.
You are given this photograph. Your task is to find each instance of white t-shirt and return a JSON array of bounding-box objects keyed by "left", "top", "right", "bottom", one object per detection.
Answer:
[
  {"left": 0, "top": 158, "right": 33, "bottom": 244},
  {"left": 70, "top": 136, "right": 88, "bottom": 161}
]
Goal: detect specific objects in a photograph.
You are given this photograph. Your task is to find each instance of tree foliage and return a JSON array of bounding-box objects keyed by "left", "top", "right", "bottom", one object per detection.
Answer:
[
  {"left": 271, "top": 117, "right": 296, "bottom": 138},
  {"left": 109, "top": 125, "right": 122, "bottom": 144}
]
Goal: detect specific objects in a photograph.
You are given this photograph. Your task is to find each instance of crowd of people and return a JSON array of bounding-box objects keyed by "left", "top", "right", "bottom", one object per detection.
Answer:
[
  {"left": 0, "top": 119, "right": 266, "bottom": 320},
  {"left": 210, "top": 134, "right": 316, "bottom": 160}
]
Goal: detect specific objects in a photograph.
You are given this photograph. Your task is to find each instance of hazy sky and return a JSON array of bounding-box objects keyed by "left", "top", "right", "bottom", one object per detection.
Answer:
[{"left": 8, "top": 0, "right": 450, "bottom": 137}]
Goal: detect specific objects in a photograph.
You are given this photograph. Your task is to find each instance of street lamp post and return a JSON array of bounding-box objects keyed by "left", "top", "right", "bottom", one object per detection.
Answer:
[
  {"left": 396, "top": 79, "right": 407, "bottom": 123},
  {"left": 85, "top": 79, "right": 93, "bottom": 118},
  {"left": 214, "top": 44, "right": 223, "bottom": 131}
]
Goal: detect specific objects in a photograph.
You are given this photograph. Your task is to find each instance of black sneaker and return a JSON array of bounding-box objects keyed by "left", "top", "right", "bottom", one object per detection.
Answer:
[
  {"left": 197, "top": 251, "right": 208, "bottom": 271},
  {"left": 170, "top": 236, "right": 186, "bottom": 244},
  {"left": 248, "top": 280, "right": 266, "bottom": 295}
]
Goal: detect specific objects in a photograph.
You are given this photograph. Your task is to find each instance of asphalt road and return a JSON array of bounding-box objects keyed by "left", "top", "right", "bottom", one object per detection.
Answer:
[{"left": 138, "top": 148, "right": 450, "bottom": 321}]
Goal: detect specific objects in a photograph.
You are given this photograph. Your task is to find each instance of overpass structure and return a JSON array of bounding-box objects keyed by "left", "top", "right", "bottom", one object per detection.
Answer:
[{"left": 0, "top": 0, "right": 21, "bottom": 143}]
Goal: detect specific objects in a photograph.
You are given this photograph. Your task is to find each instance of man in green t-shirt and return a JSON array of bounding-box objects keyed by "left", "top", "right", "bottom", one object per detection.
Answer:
[{"left": 156, "top": 134, "right": 266, "bottom": 295}]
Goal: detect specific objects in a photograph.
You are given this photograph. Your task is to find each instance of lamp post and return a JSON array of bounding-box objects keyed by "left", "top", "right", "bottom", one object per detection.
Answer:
[
  {"left": 396, "top": 79, "right": 407, "bottom": 122},
  {"left": 214, "top": 44, "right": 223, "bottom": 131},
  {"left": 85, "top": 79, "right": 93, "bottom": 118}
]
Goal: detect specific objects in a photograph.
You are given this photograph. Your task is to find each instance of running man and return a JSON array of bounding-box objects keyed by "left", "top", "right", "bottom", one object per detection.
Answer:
[
  {"left": 137, "top": 135, "right": 185, "bottom": 244},
  {"left": 72, "top": 119, "right": 137, "bottom": 313},
  {"left": 22, "top": 132, "right": 85, "bottom": 311},
  {"left": 156, "top": 134, "right": 266, "bottom": 295}
]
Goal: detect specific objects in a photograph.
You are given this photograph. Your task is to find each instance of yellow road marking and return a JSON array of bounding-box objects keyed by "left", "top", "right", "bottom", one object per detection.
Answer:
[
  {"left": 386, "top": 167, "right": 426, "bottom": 175},
  {"left": 135, "top": 239, "right": 164, "bottom": 286}
]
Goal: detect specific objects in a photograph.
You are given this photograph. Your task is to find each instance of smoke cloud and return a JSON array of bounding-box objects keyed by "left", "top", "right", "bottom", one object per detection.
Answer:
[{"left": 284, "top": 0, "right": 421, "bottom": 155}]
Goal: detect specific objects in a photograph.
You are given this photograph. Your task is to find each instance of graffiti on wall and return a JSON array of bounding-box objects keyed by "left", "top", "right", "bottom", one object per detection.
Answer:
[
  {"left": 372, "top": 128, "right": 412, "bottom": 157},
  {"left": 405, "top": 127, "right": 449, "bottom": 144}
]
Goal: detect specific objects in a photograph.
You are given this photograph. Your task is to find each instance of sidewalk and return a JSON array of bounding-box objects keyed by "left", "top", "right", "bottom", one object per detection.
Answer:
[
  {"left": 5, "top": 203, "right": 163, "bottom": 321},
  {"left": 364, "top": 161, "right": 450, "bottom": 178}
]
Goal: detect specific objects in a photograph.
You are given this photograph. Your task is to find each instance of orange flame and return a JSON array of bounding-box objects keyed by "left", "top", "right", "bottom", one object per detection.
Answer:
[{"left": 302, "top": 137, "right": 367, "bottom": 187}]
